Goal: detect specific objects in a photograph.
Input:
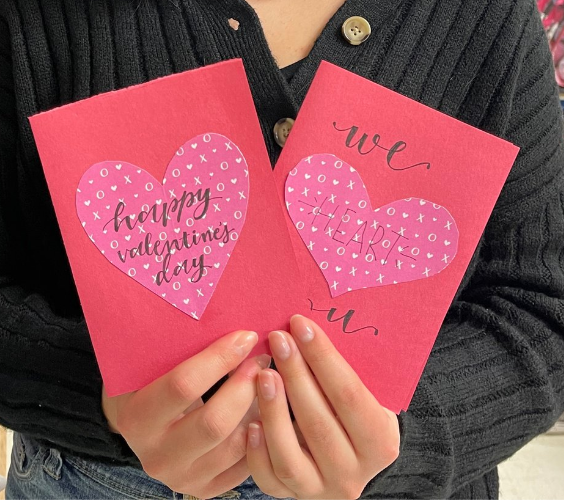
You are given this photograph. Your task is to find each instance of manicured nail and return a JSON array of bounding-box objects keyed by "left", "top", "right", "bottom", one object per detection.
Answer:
[
  {"left": 234, "top": 331, "right": 258, "bottom": 356},
  {"left": 259, "top": 370, "right": 276, "bottom": 401},
  {"left": 293, "top": 315, "right": 315, "bottom": 342},
  {"left": 248, "top": 422, "right": 261, "bottom": 448},
  {"left": 255, "top": 354, "right": 272, "bottom": 369},
  {"left": 269, "top": 330, "right": 291, "bottom": 360}
]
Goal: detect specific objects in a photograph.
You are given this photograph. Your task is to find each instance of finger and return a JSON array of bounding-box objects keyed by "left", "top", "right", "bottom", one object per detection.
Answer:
[
  {"left": 246, "top": 421, "right": 296, "bottom": 499},
  {"left": 125, "top": 330, "right": 260, "bottom": 433},
  {"left": 164, "top": 355, "right": 270, "bottom": 458},
  {"left": 181, "top": 456, "right": 251, "bottom": 499},
  {"left": 255, "top": 369, "right": 322, "bottom": 494},
  {"left": 268, "top": 329, "right": 356, "bottom": 471},
  {"left": 292, "top": 421, "right": 308, "bottom": 451},
  {"left": 188, "top": 377, "right": 263, "bottom": 477},
  {"left": 169, "top": 398, "right": 205, "bottom": 426},
  {"left": 189, "top": 420, "right": 249, "bottom": 483},
  {"left": 240, "top": 397, "right": 260, "bottom": 426},
  {"left": 289, "top": 315, "right": 397, "bottom": 458},
  {"left": 202, "top": 456, "right": 251, "bottom": 499},
  {"left": 229, "top": 354, "right": 270, "bottom": 378}
]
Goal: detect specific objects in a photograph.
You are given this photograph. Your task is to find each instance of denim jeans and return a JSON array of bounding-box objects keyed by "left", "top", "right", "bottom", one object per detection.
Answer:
[{"left": 6, "top": 432, "right": 290, "bottom": 500}]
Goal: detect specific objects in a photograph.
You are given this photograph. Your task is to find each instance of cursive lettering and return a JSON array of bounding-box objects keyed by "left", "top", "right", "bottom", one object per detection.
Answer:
[
  {"left": 332, "top": 122, "right": 431, "bottom": 171},
  {"left": 308, "top": 299, "right": 378, "bottom": 336}
]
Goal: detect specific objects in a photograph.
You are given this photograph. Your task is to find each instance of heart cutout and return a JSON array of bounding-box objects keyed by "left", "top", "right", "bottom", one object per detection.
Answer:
[
  {"left": 76, "top": 133, "right": 249, "bottom": 319},
  {"left": 285, "top": 153, "right": 459, "bottom": 297}
]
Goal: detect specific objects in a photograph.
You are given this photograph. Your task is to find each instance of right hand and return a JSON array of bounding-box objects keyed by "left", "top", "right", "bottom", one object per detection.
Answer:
[{"left": 102, "top": 329, "right": 270, "bottom": 498}]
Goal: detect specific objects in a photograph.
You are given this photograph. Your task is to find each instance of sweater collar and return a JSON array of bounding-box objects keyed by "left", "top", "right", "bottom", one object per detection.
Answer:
[{"left": 181, "top": 0, "right": 406, "bottom": 162}]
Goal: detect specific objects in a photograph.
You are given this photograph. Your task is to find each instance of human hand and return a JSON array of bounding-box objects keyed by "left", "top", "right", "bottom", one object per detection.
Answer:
[
  {"left": 102, "top": 329, "right": 270, "bottom": 498},
  {"left": 247, "top": 315, "right": 400, "bottom": 500}
]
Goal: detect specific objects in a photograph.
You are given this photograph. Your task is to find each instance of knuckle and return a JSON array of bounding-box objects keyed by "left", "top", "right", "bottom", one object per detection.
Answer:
[
  {"left": 199, "top": 409, "right": 230, "bottom": 442},
  {"left": 281, "top": 366, "right": 308, "bottom": 387},
  {"left": 256, "top": 484, "right": 288, "bottom": 499},
  {"left": 338, "top": 379, "right": 364, "bottom": 408},
  {"left": 341, "top": 483, "right": 364, "bottom": 500},
  {"left": 272, "top": 459, "right": 302, "bottom": 482},
  {"left": 167, "top": 472, "right": 204, "bottom": 497},
  {"left": 301, "top": 416, "right": 334, "bottom": 447},
  {"left": 226, "top": 429, "right": 248, "bottom": 461},
  {"left": 169, "top": 371, "right": 200, "bottom": 403},
  {"left": 141, "top": 457, "right": 166, "bottom": 479},
  {"left": 382, "top": 435, "right": 401, "bottom": 463},
  {"left": 294, "top": 484, "right": 320, "bottom": 500},
  {"left": 114, "top": 410, "right": 135, "bottom": 436}
]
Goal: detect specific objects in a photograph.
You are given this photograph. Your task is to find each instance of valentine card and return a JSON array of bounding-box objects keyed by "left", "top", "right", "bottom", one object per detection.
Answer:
[
  {"left": 275, "top": 62, "right": 520, "bottom": 413},
  {"left": 30, "top": 60, "right": 303, "bottom": 396}
]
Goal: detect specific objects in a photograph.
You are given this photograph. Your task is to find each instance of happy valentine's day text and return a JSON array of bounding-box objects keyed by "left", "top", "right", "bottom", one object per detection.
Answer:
[{"left": 103, "top": 188, "right": 235, "bottom": 284}]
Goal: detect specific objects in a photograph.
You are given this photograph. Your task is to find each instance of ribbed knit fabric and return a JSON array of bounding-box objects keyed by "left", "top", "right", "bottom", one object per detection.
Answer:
[{"left": 0, "top": 0, "right": 563, "bottom": 498}]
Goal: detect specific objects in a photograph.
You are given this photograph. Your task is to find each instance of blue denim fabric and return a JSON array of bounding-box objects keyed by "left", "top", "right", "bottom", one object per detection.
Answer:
[{"left": 6, "top": 432, "right": 291, "bottom": 500}]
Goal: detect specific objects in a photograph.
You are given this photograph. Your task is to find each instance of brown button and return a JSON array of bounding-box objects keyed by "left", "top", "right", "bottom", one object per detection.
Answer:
[
  {"left": 273, "top": 118, "right": 295, "bottom": 147},
  {"left": 342, "top": 16, "right": 371, "bottom": 46}
]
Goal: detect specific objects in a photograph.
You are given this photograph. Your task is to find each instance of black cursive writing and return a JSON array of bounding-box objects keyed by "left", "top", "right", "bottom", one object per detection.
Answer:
[
  {"left": 332, "top": 122, "right": 431, "bottom": 171},
  {"left": 308, "top": 299, "right": 378, "bottom": 335}
]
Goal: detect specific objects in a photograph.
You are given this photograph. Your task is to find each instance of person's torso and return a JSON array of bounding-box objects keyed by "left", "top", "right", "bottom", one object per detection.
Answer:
[{"left": 0, "top": 2, "right": 537, "bottom": 496}]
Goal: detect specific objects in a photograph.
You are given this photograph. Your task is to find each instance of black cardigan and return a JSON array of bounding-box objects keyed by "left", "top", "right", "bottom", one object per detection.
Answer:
[{"left": 1, "top": 0, "right": 564, "bottom": 498}]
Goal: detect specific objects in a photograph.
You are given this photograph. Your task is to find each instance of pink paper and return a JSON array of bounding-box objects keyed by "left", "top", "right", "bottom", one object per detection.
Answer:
[
  {"left": 30, "top": 60, "right": 304, "bottom": 396},
  {"left": 76, "top": 134, "right": 248, "bottom": 320},
  {"left": 285, "top": 153, "right": 459, "bottom": 295},
  {"left": 274, "top": 62, "right": 520, "bottom": 413}
]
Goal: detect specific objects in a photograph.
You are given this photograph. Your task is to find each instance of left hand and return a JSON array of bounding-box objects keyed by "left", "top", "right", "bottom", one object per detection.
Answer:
[{"left": 247, "top": 315, "right": 400, "bottom": 500}]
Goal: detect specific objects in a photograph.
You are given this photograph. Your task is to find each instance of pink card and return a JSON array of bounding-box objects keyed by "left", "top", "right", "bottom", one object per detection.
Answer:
[
  {"left": 30, "top": 60, "right": 304, "bottom": 397},
  {"left": 275, "top": 62, "right": 520, "bottom": 413}
]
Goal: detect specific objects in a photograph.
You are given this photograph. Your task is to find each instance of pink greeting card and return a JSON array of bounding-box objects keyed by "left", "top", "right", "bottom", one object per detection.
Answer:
[
  {"left": 30, "top": 60, "right": 303, "bottom": 397},
  {"left": 274, "top": 62, "right": 520, "bottom": 413}
]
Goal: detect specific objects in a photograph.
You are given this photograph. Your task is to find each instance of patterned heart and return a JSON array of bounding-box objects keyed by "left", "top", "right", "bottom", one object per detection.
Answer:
[
  {"left": 285, "top": 153, "right": 459, "bottom": 297},
  {"left": 76, "top": 133, "right": 248, "bottom": 319}
]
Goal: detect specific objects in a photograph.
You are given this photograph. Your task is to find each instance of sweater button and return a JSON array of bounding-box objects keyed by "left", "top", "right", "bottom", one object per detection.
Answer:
[
  {"left": 273, "top": 118, "right": 295, "bottom": 147},
  {"left": 341, "top": 16, "right": 371, "bottom": 45}
]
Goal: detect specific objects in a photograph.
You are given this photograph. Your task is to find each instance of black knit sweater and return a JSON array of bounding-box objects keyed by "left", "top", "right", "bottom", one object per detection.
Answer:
[{"left": 1, "top": 0, "right": 563, "bottom": 498}]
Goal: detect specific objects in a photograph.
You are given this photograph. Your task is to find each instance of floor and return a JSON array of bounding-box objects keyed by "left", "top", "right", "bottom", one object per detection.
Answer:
[
  {"left": 0, "top": 428, "right": 563, "bottom": 499},
  {"left": 498, "top": 433, "right": 564, "bottom": 499}
]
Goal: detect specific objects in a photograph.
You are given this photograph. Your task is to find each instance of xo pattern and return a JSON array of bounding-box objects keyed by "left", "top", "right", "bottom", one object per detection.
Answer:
[
  {"left": 76, "top": 133, "right": 249, "bottom": 320},
  {"left": 285, "top": 153, "right": 459, "bottom": 297}
]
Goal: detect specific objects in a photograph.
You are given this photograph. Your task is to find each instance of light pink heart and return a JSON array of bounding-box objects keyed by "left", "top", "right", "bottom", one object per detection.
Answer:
[
  {"left": 76, "top": 133, "right": 248, "bottom": 320},
  {"left": 285, "top": 153, "right": 459, "bottom": 297}
]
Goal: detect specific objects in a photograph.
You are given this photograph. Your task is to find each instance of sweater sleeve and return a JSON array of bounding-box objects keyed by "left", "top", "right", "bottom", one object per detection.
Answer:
[
  {"left": 0, "top": 17, "right": 139, "bottom": 466},
  {"left": 365, "top": 5, "right": 564, "bottom": 499}
]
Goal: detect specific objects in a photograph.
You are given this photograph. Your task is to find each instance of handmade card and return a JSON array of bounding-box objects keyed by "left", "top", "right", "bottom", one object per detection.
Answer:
[
  {"left": 30, "top": 60, "right": 304, "bottom": 397},
  {"left": 274, "top": 62, "right": 520, "bottom": 413}
]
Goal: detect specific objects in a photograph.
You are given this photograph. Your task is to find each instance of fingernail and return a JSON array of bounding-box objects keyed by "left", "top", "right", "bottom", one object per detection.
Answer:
[
  {"left": 234, "top": 331, "right": 258, "bottom": 356},
  {"left": 269, "top": 330, "right": 291, "bottom": 360},
  {"left": 255, "top": 354, "right": 272, "bottom": 369},
  {"left": 259, "top": 370, "right": 276, "bottom": 401},
  {"left": 248, "top": 422, "right": 261, "bottom": 448},
  {"left": 293, "top": 315, "right": 315, "bottom": 342}
]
